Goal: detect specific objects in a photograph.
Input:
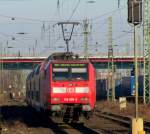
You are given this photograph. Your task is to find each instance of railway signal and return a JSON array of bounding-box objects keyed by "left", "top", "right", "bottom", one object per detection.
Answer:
[
  {"left": 128, "top": 0, "right": 142, "bottom": 25},
  {"left": 127, "top": 0, "right": 145, "bottom": 133},
  {"left": 127, "top": 0, "right": 142, "bottom": 119}
]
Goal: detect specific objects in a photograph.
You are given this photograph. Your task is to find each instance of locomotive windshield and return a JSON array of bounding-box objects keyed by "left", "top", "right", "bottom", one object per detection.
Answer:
[
  {"left": 52, "top": 68, "right": 69, "bottom": 80},
  {"left": 52, "top": 63, "right": 88, "bottom": 81}
]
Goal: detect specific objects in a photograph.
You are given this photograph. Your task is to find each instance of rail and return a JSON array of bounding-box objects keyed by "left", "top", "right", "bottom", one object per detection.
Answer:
[{"left": 95, "top": 110, "right": 150, "bottom": 132}]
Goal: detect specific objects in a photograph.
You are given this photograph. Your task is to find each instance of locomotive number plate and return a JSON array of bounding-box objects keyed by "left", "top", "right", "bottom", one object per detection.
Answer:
[{"left": 64, "top": 98, "right": 78, "bottom": 102}]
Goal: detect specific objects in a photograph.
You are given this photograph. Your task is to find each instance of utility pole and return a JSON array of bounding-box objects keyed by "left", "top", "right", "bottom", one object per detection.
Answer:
[
  {"left": 48, "top": 24, "right": 51, "bottom": 48},
  {"left": 143, "top": 0, "right": 150, "bottom": 104},
  {"left": 32, "top": 45, "right": 35, "bottom": 57},
  {"left": 28, "top": 47, "right": 31, "bottom": 57},
  {"left": 107, "top": 16, "right": 115, "bottom": 101},
  {"left": 83, "top": 19, "right": 89, "bottom": 59},
  {"left": 35, "top": 39, "right": 37, "bottom": 56},
  {"left": 0, "top": 43, "right": 2, "bottom": 93},
  {"left": 0, "top": 43, "right": 4, "bottom": 94}
]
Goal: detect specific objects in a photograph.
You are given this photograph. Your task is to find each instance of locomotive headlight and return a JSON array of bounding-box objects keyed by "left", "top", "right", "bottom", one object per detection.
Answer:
[
  {"left": 53, "top": 87, "right": 66, "bottom": 93},
  {"left": 52, "top": 98, "right": 60, "bottom": 101},
  {"left": 75, "top": 87, "right": 89, "bottom": 93}
]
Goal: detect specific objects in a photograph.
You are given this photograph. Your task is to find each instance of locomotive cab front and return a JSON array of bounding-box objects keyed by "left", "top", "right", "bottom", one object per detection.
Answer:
[{"left": 49, "top": 61, "right": 96, "bottom": 121}]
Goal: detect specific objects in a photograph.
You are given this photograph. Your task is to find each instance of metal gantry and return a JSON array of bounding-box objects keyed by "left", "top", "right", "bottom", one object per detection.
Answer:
[{"left": 143, "top": 0, "right": 150, "bottom": 104}]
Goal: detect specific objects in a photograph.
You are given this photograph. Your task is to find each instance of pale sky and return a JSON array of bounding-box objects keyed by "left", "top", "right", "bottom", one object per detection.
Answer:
[{"left": 0, "top": 0, "right": 137, "bottom": 57}]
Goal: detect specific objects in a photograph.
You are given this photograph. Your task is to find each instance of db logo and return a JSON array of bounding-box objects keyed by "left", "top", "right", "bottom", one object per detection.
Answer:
[{"left": 67, "top": 87, "right": 75, "bottom": 93}]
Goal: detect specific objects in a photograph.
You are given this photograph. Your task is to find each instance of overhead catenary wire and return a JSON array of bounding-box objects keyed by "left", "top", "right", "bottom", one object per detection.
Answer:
[
  {"left": 0, "top": 5, "right": 126, "bottom": 24},
  {"left": 82, "top": 30, "right": 133, "bottom": 48},
  {"left": 67, "top": 0, "right": 81, "bottom": 21},
  {"left": 38, "top": 35, "right": 63, "bottom": 55},
  {"left": 89, "top": 5, "right": 126, "bottom": 22},
  {"left": 0, "top": 1, "right": 142, "bottom": 57},
  {"left": 0, "top": 13, "right": 59, "bottom": 23}
]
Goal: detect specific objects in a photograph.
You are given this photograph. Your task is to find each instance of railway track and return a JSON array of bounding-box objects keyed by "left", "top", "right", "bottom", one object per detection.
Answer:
[
  {"left": 95, "top": 109, "right": 150, "bottom": 132},
  {"left": 0, "top": 101, "right": 103, "bottom": 134},
  {"left": 0, "top": 100, "right": 129, "bottom": 134},
  {"left": 1, "top": 100, "right": 149, "bottom": 134},
  {"left": 50, "top": 116, "right": 103, "bottom": 134}
]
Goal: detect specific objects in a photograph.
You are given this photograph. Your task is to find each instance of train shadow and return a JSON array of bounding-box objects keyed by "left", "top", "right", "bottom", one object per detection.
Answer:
[
  {"left": 0, "top": 104, "right": 68, "bottom": 134},
  {"left": 70, "top": 123, "right": 100, "bottom": 134}
]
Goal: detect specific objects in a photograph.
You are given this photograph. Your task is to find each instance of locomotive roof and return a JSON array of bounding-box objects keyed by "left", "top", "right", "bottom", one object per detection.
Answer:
[
  {"left": 48, "top": 52, "right": 79, "bottom": 60},
  {"left": 47, "top": 52, "right": 90, "bottom": 62},
  {"left": 51, "top": 60, "right": 90, "bottom": 64}
]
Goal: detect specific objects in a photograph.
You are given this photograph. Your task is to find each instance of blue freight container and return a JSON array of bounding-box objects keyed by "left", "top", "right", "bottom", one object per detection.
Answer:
[{"left": 130, "top": 76, "right": 135, "bottom": 96}]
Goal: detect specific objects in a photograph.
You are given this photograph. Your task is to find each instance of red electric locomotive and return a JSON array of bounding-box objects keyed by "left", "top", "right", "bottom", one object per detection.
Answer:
[{"left": 26, "top": 52, "right": 96, "bottom": 122}]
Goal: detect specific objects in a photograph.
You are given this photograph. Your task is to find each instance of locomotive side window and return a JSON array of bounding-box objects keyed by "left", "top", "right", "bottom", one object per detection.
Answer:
[
  {"left": 36, "top": 91, "right": 39, "bottom": 101},
  {"left": 35, "top": 65, "right": 40, "bottom": 75}
]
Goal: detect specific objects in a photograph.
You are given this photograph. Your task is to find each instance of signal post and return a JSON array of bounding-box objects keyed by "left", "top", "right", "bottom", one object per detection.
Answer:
[{"left": 128, "top": 0, "right": 145, "bottom": 133}]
